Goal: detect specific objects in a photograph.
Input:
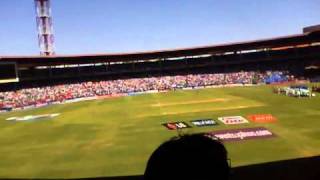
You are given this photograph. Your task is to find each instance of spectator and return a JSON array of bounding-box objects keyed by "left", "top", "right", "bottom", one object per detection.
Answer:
[{"left": 144, "top": 134, "right": 230, "bottom": 180}]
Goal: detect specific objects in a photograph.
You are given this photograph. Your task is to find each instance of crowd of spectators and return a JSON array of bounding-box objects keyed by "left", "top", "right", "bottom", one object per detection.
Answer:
[{"left": 0, "top": 71, "right": 288, "bottom": 110}]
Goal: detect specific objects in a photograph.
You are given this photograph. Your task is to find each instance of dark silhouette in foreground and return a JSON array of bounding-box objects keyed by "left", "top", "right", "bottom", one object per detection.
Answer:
[
  {"left": 3, "top": 155, "right": 320, "bottom": 179},
  {"left": 144, "top": 134, "right": 230, "bottom": 180}
]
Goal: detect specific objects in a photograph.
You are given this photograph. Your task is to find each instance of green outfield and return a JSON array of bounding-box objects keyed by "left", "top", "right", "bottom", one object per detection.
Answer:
[{"left": 0, "top": 85, "right": 320, "bottom": 178}]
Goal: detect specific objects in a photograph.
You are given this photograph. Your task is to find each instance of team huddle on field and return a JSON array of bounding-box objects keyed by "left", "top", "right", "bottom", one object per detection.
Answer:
[{"left": 274, "top": 85, "right": 315, "bottom": 97}]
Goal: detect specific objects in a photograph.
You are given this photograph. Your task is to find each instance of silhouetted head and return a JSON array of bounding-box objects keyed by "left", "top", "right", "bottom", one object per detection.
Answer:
[{"left": 144, "top": 134, "right": 230, "bottom": 180}]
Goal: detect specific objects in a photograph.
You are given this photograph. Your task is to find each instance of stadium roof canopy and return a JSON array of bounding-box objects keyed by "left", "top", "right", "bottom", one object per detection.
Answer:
[{"left": 1, "top": 30, "right": 320, "bottom": 66}]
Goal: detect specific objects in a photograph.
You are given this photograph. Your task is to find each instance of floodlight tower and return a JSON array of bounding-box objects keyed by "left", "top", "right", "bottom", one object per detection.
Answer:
[{"left": 34, "top": 0, "right": 55, "bottom": 56}]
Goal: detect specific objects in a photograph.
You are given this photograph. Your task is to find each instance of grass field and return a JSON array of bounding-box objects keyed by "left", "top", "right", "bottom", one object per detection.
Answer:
[{"left": 0, "top": 85, "right": 319, "bottom": 178}]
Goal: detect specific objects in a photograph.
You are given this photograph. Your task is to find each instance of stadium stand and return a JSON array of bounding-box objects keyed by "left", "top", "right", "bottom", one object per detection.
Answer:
[
  {"left": 0, "top": 28, "right": 319, "bottom": 112},
  {"left": 1, "top": 71, "right": 290, "bottom": 110},
  {"left": 264, "top": 71, "right": 293, "bottom": 84}
]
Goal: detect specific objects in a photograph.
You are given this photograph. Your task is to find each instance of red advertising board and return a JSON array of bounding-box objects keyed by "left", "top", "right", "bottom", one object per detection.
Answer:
[
  {"left": 163, "top": 122, "right": 191, "bottom": 130},
  {"left": 247, "top": 114, "right": 277, "bottom": 123}
]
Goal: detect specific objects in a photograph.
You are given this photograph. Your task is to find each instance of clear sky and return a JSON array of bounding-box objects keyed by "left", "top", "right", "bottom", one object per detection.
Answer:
[{"left": 0, "top": 0, "right": 319, "bottom": 56}]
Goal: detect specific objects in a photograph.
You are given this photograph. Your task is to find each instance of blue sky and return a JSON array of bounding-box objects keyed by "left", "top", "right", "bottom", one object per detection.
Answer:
[{"left": 0, "top": 0, "right": 319, "bottom": 55}]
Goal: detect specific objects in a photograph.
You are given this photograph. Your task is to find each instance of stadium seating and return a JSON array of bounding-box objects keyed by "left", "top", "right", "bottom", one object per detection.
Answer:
[{"left": 0, "top": 71, "right": 292, "bottom": 111}]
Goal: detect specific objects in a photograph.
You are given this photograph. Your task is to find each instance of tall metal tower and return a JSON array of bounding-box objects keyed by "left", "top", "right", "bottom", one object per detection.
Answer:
[{"left": 34, "top": 0, "right": 55, "bottom": 56}]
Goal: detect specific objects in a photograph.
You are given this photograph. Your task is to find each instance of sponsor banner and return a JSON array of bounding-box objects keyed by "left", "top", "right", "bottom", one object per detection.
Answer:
[
  {"left": 82, "top": 97, "right": 98, "bottom": 101},
  {"left": 206, "top": 127, "right": 275, "bottom": 142},
  {"left": 223, "top": 84, "right": 243, "bottom": 87},
  {"left": 23, "top": 105, "right": 35, "bottom": 110},
  {"left": 182, "top": 87, "right": 193, "bottom": 90},
  {"left": 247, "top": 114, "right": 277, "bottom": 123},
  {"left": 64, "top": 97, "right": 97, "bottom": 104},
  {"left": 13, "top": 107, "right": 24, "bottom": 111},
  {"left": 145, "top": 90, "right": 158, "bottom": 94},
  {"left": 158, "top": 90, "right": 169, "bottom": 93},
  {"left": 36, "top": 103, "right": 48, "bottom": 108},
  {"left": 163, "top": 122, "right": 191, "bottom": 130},
  {"left": 111, "top": 93, "right": 127, "bottom": 97},
  {"left": 128, "top": 92, "right": 145, "bottom": 96},
  {"left": 218, "top": 116, "right": 249, "bottom": 125},
  {"left": 63, "top": 98, "right": 84, "bottom": 104},
  {"left": 191, "top": 119, "right": 218, "bottom": 127},
  {"left": 194, "top": 86, "right": 205, "bottom": 89},
  {"left": 6, "top": 113, "right": 60, "bottom": 122},
  {"left": 0, "top": 107, "right": 12, "bottom": 112}
]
